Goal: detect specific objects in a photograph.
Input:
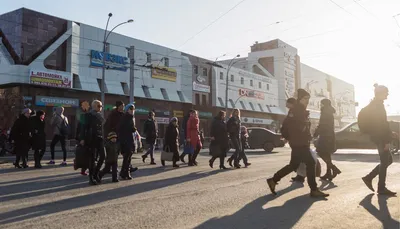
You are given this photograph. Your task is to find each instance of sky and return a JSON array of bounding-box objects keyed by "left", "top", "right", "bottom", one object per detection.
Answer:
[{"left": 2, "top": 0, "right": 400, "bottom": 114}]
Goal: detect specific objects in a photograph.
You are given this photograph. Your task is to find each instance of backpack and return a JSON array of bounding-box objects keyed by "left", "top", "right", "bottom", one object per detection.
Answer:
[
  {"left": 59, "top": 116, "right": 70, "bottom": 136},
  {"left": 357, "top": 103, "right": 376, "bottom": 135}
]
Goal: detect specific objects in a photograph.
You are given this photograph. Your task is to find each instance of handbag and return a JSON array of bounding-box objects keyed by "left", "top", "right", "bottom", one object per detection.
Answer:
[
  {"left": 296, "top": 149, "right": 321, "bottom": 177},
  {"left": 161, "top": 146, "right": 174, "bottom": 161},
  {"left": 184, "top": 142, "right": 194, "bottom": 155},
  {"left": 74, "top": 145, "right": 89, "bottom": 170}
]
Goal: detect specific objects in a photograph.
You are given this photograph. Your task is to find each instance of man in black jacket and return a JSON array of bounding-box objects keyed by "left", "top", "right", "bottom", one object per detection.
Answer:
[
  {"left": 118, "top": 104, "right": 137, "bottom": 180},
  {"left": 142, "top": 111, "right": 157, "bottom": 165},
  {"left": 362, "top": 84, "right": 396, "bottom": 196},
  {"left": 266, "top": 89, "right": 329, "bottom": 198},
  {"left": 104, "top": 101, "right": 124, "bottom": 135}
]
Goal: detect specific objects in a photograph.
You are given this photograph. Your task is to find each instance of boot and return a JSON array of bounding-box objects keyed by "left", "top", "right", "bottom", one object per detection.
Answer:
[
  {"left": 172, "top": 160, "right": 180, "bottom": 168},
  {"left": 89, "top": 175, "right": 98, "bottom": 185},
  {"left": 291, "top": 175, "right": 305, "bottom": 183},
  {"left": 209, "top": 158, "right": 215, "bottom": 168},
  {"left": 142, "top": 155, "right": 147, "bottom": 163},
  {"left": 112, "top": 169, "right": 119, "bottom": 182},
  {"left": 227, "top": 158, "right": 233, "bottom": 167},
  {"left": 310, "top": 189, "right": 329, "bottom": 198},
  {"left": 378, "top": 187, "right": 397, "bottom": 196},
  {"left": 267, "top": 178, "right": 277, "bottom": 195},
  {"left": 150, "top": 158, "right": 156, "bottom": 165},
  {"left": 362, "top": 176, "right": 375, "bottom": 192},
  {"left": 320, "top": 169, "right": 332, "bottom": 181},
  {"left": 161, "top": 160, "right": 166, "bottom": 167},
  {"left": 331, "top": 165, "right": 342, "bottom": 179},
  {"left": 180, "top": 153, "right": 186, "bottom": 163},
  {"left": 188, "top": 154, "right": 194, "bottom": 166}
]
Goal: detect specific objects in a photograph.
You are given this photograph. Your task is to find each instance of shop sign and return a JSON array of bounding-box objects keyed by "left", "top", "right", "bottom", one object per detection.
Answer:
[
  {"left": 90, "top": 50, "right": 129, "bottom": 72},
  {"left": 36, "top": 96, "right": 79, "bottom": 107},
  {"left": 30, "top": 69, "right": 72, "bottom": 89},
  {"left": 173, "top": 110, "right": 184, "bottom": 118},
  {"left": 241, "top": 117, "right": 273, "bottom": 125},
  {"left": 154, "top": 109, "right": 170, "bottom": 117},
  {"left": 198, "top": 111, "right": 213, "bottom": 119},
  {"left": 239, "top": 88, "right": 265, "bottom": 100},
  {"left": 193, "top": 81, "right": 210, "bottom": 93},
  {"left": 23, "top": 96, "right": 33, "bottom": 101},
  {"left": 196, "top": 75, "right": 206, "bottom": 83},
  {"left": 104, "top": 104, "right": 114, "bottom": 111},
  {"left": 151, "top": 66, "right": 177, "bottom": 82},
  {"left": 135, "top": 107, "right": 150, "bottom": 115},
  {"left": 156, "top": 117, "right": 170, "bottom": 124}
]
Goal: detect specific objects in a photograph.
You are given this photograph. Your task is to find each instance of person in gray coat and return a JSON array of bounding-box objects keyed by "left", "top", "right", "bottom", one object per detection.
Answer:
[{"left": 49, "top": 107, "right": 69, "bottom": 166}]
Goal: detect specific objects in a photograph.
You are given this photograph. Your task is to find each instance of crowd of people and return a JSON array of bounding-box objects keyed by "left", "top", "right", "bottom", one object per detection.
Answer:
[{"left": 7, "top": 84, "right": 397, "bottom": 197}]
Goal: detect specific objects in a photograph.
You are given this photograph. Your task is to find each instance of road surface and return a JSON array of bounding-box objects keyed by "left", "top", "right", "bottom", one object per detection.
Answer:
[{"left": 0, "top": 148, "right": 399, "bottom": 229}]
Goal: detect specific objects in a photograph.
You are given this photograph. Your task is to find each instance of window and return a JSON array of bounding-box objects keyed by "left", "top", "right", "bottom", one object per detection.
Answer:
[
  {"left": 105, "top": 42, "right": 110, "bottom": 53},
  {"left": 202, "top": 68, "right": 208, "bottom": 76},
  {"left": 202, "top": 94, "right": 207, "bottom": 106},
  {"left": 250, "top": 80, "right": 253, "bottom": 87},
  {"left": 142, "top": 85, "right": 151, "bottom": 98},
  {"left": 267, "top": 84, "right": 270, "bottom": 91},
  {"left": 220, "top": 72, "right": 224, "bottom": 80},
  {"left": 218, "top": 97, "right": 225, "bottom": 107},
  {"left": 146, "top": 53, "right": 152, "bottom": 63},
  {"left": 258, "top": 103, "right": 264, "bottom": 112},
  {"left": 194, "top": 65, "right": 198, "bottom": 74},
  {"left": 231, "top": 74, "right": 234, "bottom": 82},
  {"left": 259, "top": 82, "right": 262, "bottom": 89},
  {"left": 97, "top": 79, "right": 108, "bottom": 92},
  {"left": 249, "top": 102, "right": 255, "bottom": 111},
  {"left": 121, "top": 82, "right": 129, "bottom": 95},
  {"left": 241, "top": 77, "right": 244, "bottom": 85},
  {"left": 164, "top": 57, "right": 169, "bottom": 67},
  {"left": 229, "top": 99, "right": 235, "bottom": 108},
  {"left": 161, "top": 88, "right": 169, "bottom": 100},
  {"left": 240, "top": 101, "right": 246, "bottom": 110},
  {"left": 73, "top": 74, "right": 82, "bottom": 89},
  {"left": 177, "top": 91, "right": 185, "bottom": 102},
  {"left": 195, "top": 93, "right": 200, "bottom": 105}
]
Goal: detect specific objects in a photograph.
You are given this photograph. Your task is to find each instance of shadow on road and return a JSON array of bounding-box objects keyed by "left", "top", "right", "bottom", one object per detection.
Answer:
[
  {"left": 0, "top": 172, "right": 77, "bottom": 186},
  {"left": 359, "top": 194, "right": 399, "bottom": 228},
  {"left": 194, "top": 182, "right": 326, "bottom": 229},
  {"left": 0, "top": 169, "right": 227, "bottom": 225},
  {"left": 332, "top": 153, "right": 399, "bottom": 163},
  {"left": 0, "top": 163, "right": 75, "bottom": 175}
]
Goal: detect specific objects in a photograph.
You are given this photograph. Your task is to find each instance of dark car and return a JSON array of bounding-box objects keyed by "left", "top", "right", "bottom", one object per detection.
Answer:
[
  {"left": 322, "top": 121, "right": 399, "bottom": 153},
  {"left": 245, "top": 127, "right": 286, "bottom": 152}
]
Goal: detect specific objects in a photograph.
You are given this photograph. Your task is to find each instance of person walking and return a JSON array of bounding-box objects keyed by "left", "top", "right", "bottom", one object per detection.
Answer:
[
  {"left": 10, "top": 108, "right": 32, "bottom": 168},
  {"left": 99, "top": 132, "right": 120, "bottom": 182},
  {"left": 104, "top": 101, "right": 125, "bottom": 135},
  {"left": 314, "top": 98, "right": 341, "bottom": 181},
  {"left": 49, "top": 107, "right": 69, "bottom": 166},
  {"left": 266, "top": 89, "right": 329, "bottom": 198},
  {"left": 227, "top": 109, "right": 247, "bottom": 168},
  {"left": 76, "top": 101, "right": 90, "bottom": 175},
  {"left": 142, "top": 111, "right": 157, "bottom": 165},
  {"left": 179, "top": 109, "right": 194, "bottom": 163},
  {"left": 162, "top": 117, "right": 180, "bottom": 168},
  {"left": 118, "top": 104, "right": 137, "bottom": 180},
  {"left": 31, "top": 110, "right": 46, "bottom": 168},
  {"left": 187, "top": 110, "right": 202, "bottom": 166},
  {"left": 81, "top": 100, "right": 106, "bottom": 185},
  {"left": 209, "top": 111, "right": 228, "bottom": 169},
  {"left": 361, "top": 84, "right": 396, "bottom": 196}
]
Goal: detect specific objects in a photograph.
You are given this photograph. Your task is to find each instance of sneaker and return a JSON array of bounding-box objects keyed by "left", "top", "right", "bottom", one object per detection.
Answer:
[
  {"left": 47, "top": 160, "right": 55, "bottom": 165},
  {"left": 267, "top": 178, "right": 277, "bottom": 195},
  {"left": 378, "top": 188, "right": 397, "bottom": 196},
  {"left": 60, "top": 161, "right": 67, "bottom": 166},
  {"left": 362, "top": 176, "right": 375, "bottom": 192},
  {"left": 310, "top": 189, "right": 329, "bottom": 198}
]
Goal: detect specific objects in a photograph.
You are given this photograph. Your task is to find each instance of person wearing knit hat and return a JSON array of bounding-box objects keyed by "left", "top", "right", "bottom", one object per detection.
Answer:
[
  {"left": 361, "top": 83, "right": 396, "bottom": 196},
  {"left": 99, "top": 131, "right": 120, "bottom": 182},
  {"left": 124, "top": 103, "right": 135, "bottom": 113},
  {"left": 267, "top": 88, "right": 329, "bottom": 198}
]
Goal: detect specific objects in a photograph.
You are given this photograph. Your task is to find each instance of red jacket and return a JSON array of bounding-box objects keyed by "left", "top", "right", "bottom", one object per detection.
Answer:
[{"left": 186, "top": 116, "right": 202, "bottom": 148}]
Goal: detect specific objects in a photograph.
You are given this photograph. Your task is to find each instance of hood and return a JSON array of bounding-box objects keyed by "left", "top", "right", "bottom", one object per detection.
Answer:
[{"left": 321, "top": 105, "right": 336, "bottom": 114}]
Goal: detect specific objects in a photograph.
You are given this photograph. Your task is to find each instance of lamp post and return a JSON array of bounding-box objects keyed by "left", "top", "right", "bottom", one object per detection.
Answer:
[
  {"left": 225, "top": 54, "right": 240, "bottom": 114},
  {"left": 101, "top": 13, "right": 133, "bottom": 115}
]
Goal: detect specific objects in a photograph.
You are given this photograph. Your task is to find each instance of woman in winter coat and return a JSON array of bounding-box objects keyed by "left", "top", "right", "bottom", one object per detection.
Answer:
[
  {"left": 314, "top": 98, "right": 341, "bottom": 181},
  {"left": 186, "top": 110, "right": 202, "bottom": 166},
  {"left": 162, "top": 117, "right": 180, "bottom": 168},
  {"left": 209, "top": 111, "right": 228, "bottom": 169},
  {"left": 31, "top": 110, "right": 46, "bottom": 168},
  {"left": 10, "top": 108, "right": 32, "bottom": 168}
]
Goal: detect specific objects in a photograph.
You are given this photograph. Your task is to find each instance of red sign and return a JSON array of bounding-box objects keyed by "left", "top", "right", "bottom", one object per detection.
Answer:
[{"left": 239, "top": 89, "right": 265, "bottom": 100}]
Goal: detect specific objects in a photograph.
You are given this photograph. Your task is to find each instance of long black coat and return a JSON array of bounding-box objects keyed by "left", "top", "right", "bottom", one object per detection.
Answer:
[
  {"left": 31, "top": 116, "right": 46, "bottom": 150},
  {"left": 164, "top": 123, "right": 179, "bottom": 153},
  {"left": 210, "top": 117, "right": 229, "bottom": 157},
  {"left": 314, "top": 106, "right": 336, "bottom": 154},
  {"left": 144, "top": 118, "right": 157, "bottom": 144},
  {"left": 10, "top": 114, "right": 31, "bottom": 156},
  {"left": 117, "top": 113, "right": 137, "bottom": 153}
]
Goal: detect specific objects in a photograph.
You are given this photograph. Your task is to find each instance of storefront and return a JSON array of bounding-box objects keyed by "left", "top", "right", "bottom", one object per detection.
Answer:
[
  {"left": 198, "top": 111, "right": 213, "bottom": 136},
  {"left": 241, "top": 116, "right": 275, "bottom": 130}
]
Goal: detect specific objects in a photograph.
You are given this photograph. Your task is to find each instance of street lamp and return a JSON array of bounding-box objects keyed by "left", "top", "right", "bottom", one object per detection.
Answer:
[
  {"left": 101, "top": 13, "right": 134, "bottom": 115},
  {"left": 225, "top": 54, "right": 241, "bottom": 114}
]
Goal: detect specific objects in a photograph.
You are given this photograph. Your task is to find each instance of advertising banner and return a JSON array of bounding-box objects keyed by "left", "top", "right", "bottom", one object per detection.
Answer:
[
  {"left": 193, "top": 81, "right": 210, "bottom": 93},
  {"left": 30, "top": 70, "right": 72, "bottom": 89},
  {"left": 35, "top": 96, "right": 79, "bottom": 107},
  {"left": 155, "top": 117, "right": 170, "bottom": 124},
  {"left": 90, "top": 50, "right": 129, "bottom": 72},
  {"left": 151, "top": 67, "right": 177, "bottom": 82}
]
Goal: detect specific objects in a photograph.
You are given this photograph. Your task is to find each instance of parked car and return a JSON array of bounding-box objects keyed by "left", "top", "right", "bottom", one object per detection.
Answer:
[
  {"left": 244, "top": 127, "right": 286, "bottom": 152},
  {"left": 316, "top": 121, "right": 399, "bottom": 153}
]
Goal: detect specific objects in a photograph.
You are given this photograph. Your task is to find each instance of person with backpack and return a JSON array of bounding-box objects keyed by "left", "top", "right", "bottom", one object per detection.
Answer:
[
  {"left": 142, "top": 111, "right": 158, "bottom": 165},
  {"left": 267, "top": 89, "right": 329, "bottom": 198},
  {"left": 49, "top": 107, "right": 69, "bottom": 166},
  {"left": 360, "top": 84, "right": 396, "bottom": 196}
]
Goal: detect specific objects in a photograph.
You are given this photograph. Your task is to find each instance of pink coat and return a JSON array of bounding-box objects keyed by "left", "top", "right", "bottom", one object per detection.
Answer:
[{"left": 186, "top": 116, "right": 202, "bottom": 149}]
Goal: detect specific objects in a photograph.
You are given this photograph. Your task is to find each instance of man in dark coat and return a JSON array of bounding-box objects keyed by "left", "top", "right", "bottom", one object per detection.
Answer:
[
  {"left": 104, "top": 101, "right": 125, "bottom": 135},
  {"left": 142, "top": 111, "right": 157, "bottom": 165},
  {"left": 362, "top": 84, "right": 396, "bottom": 195},
  {"left": 10, "top": 108, "right": 32, "bottom": 168},
  {"left": 31, "top": 110, "right": 46, "bottom": 168},
  {"left": 267, "top": 89, "right": 329, "bottom": 198},
  {"left": 118, "top": 104, "right": 137, "bottom": 180},
  {"left": 162, "top": 117, "right": 180, "bottom": 167},
  {"left": 209, "top": 111, "right": 229, "bottom": 169}
]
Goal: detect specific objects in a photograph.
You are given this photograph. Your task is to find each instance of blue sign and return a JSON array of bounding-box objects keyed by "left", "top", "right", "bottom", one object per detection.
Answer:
[
  {"left": 90, "top": 50, "right": 129, "bottom": 72},
  {"left": 36, "top": 96, "right": 79, "bottom": 107}
]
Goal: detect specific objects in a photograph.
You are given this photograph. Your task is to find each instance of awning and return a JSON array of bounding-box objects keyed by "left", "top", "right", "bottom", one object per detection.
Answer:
[
  {"left": 105, "top": 80, "right": 124, "bottom": 95},
  {"left": 168, "top": 90, "right": 182, "bottom": 103},
  {"left": 148, "top": 88, "right": 165, "bottom": 100},
  {"left": 267, "top": 106, "right": 287, "bottom": 115}
]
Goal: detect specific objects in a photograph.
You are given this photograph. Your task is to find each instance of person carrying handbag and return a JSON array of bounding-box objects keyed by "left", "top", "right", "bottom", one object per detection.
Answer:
[
  {"left": 161, "top": 117, "right": 180, "bottom": 168},
  {"left": 209, "top": 111, "right": 228, "bottom": 169}
]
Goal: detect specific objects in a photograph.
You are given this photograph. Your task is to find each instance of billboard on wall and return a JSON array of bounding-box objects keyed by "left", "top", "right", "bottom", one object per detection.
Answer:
[
  {"left": 90, "top": 50, "right": 129, "bottom": 72},
  {"left": 152, "top": 67, "right": 177, "bottom": 82},
  {"left": 35, "top": 96, "right": 79, "bottom": 107},
  {"left": 30, "top": 70, "right": 72, "bottom": 89}
]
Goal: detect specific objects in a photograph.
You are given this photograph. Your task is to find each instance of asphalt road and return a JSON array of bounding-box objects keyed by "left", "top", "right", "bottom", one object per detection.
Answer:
[{"left": 0, "top": 148, "right": 399, "bottom": 229}]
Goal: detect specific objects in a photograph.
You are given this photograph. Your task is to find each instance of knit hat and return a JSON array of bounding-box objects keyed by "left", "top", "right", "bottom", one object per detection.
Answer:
[
  {"left": 374, "top": 83, "right": 388, "bottom": 95},
  {"left": 321, "top": 98, "right": 331, "bottom": 106},
  {"left": 22, "top": 108, "right": 30, "bottom": 114},
  {"left": 124, "top": 103, "right": 135, "bottom": 112},
  {"left": 297, "top": 89, "right": 310, "bottom": 100},
  {"left": 170, "top": 117, "right": 178, "bottom": 123},
  {"left": 116, "top": 101, "right": 124, "bottom": 107},
  {"left": 107, "top": 132, "right": 117, "bottom": 140}
]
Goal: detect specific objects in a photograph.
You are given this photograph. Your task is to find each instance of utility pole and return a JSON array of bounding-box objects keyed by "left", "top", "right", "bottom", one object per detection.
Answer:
[{"left": 128, "top": 46, "right": 135, "bottom": 103}]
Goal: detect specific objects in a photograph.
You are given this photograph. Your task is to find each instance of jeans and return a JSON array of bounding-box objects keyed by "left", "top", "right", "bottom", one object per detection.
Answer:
[
  {"left": 121, "top": 143, "right": 134, "bottom": 176},
  {"left": 50, "top": 135, "right": 67, "bottom": 161},
  {"left": 230, "top": 137, "right": 242, "bottom": 164},
  {"left": 273, "top": 146, "right": 317, "bottom": 191},
  {"left": 366, "top": 142, "right": 393, "bottom": 189},
  {"left": 88, "top": 137, "right": 105, "bottom": 177},
  {"left": 144, "top": 144, "right": 155, "bottom": 159}
]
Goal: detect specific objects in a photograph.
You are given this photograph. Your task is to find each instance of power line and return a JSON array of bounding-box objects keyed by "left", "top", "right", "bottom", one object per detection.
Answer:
[{"left": 328, "top": 0, "right": 354, "bottom": 16}]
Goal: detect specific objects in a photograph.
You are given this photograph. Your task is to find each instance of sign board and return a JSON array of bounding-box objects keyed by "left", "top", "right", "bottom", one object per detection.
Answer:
[
  {"left": 30, "top": 70, "right": 72, "bottom": 89},
  {"left": 241, "top": 117, "right": 273, "bottom": 125},
  {"left": 193, "top": 81, "right": 210, "bottom": 93},
  {"left": 173, "top": 110, "right": 184, "bottom": 118},
  {"left": 36, "top": 96, "right": 79, "bottom": 107},
  {"left": 151, "top": 66, "right": 177, "bottom": 82},
  {"left": 135, "top": 107, "right": 150, "bottom": 115},
  {"left": 198, "top": 111, "right": 213, "bottom": 119},
  {"left": 154, "top": 109, "right": 171, "bottom": 117},
  {"left": 156, "top": 117, "right": 170, "bottom": 124},
  {"left": 90, "top": 50, "right": 129, "bottom": 72},
  {"left": 239, "top": 88, "right": 265, "bottom": 100}
]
